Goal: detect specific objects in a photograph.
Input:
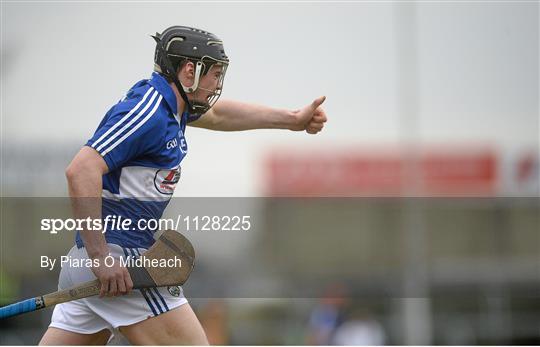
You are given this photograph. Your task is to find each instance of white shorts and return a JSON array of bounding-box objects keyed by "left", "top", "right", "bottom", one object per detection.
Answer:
[{"left": 49, "top": 244, "right": 188, "bottom": 334}]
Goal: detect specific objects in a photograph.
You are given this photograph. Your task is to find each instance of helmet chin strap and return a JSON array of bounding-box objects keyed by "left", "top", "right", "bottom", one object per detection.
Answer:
[{"left": 152, "top": 35, "right": 198, "bottom": 115}]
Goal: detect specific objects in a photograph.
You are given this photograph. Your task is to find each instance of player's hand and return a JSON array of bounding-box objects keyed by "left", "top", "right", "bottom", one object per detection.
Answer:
[
  {"left": 290, "top": 96, "right": 328, "bottom": 134},
  {"left": 91, "top": 255, "right": 133, "bottom": 297}
]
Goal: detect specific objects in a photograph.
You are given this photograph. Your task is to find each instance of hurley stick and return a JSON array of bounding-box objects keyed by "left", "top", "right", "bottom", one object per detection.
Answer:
[{"left": 0, "top": 230, "right": 195, "bottom": 319}]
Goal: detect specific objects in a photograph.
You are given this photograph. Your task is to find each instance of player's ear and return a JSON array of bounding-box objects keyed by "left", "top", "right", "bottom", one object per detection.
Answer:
[
  {"left": 184, "top": 61, "right": 195, "bottom": 78},
  {"left": 178, "top": 61, "right": 195, "bottom": 86}
]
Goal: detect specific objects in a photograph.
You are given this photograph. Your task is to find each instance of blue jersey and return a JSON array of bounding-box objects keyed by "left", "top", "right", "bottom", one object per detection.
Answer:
[{"left": 75, "top": 72, "right": 201, "bottom": 249}]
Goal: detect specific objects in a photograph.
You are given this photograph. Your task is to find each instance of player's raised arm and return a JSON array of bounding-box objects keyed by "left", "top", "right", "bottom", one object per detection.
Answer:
[
  {"left": 188, "top": 96, "right": 328, "bottom": 134},
  {"left": 152, "top": 33, "right": 327, "bottom": 134}
]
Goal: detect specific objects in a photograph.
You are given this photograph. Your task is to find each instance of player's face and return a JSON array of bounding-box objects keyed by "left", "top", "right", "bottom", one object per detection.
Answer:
[
  {"left": 193, "top": 64, "right": 224, "bottom": 102},
  {"left": 178, "top": 61, "right": 225, "bottom": 110}
]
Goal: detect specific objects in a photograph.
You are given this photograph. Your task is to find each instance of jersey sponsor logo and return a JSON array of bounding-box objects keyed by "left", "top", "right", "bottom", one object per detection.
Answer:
[{"left": 154, "top": 167, "right": 181, "bottom": 195}]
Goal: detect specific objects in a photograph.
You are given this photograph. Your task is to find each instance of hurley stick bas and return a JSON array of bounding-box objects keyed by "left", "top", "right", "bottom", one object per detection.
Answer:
[{"left": 0, "top": 230, "right": 195, "bottom": 319}]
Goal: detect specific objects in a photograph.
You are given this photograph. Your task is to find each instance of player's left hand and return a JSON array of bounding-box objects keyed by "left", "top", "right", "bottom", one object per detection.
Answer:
[{"left": 290, "top": 96, "right": 328, "bottom": 134}]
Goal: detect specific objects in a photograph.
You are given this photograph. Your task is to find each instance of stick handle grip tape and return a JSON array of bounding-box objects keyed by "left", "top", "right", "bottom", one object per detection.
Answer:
[{"left": 0, "top": 298, "right": 38, "bottom": 319}]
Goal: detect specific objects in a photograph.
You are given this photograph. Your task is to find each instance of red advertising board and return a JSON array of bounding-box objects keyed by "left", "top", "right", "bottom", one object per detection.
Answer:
[{"left": 265, "top": 148, "right": 497, "bottom": 196}]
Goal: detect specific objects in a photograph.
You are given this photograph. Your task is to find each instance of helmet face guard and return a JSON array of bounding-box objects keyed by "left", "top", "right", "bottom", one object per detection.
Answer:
[
  {"left": 167, "top": 55, "right": 228, "bottom": 116},
  {"left": 152, "top": 26, "right": 229, "bottom": 116}
]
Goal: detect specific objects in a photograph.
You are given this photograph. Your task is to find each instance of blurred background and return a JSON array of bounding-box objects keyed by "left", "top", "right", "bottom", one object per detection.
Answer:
[{"left": 1, "top": 1, "right": 539, "bottom": 345}]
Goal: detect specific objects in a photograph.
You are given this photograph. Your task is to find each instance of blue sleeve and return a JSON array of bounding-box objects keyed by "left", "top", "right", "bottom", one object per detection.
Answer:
[{"left": 86, "top": 90, "right": 165, "bottom": 171}]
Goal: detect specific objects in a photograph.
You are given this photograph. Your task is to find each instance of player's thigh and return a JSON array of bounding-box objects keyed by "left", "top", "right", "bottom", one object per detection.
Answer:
[
  {"left": 39, "top": 327, "right": 111, "bottom": 345},
  {"left": 119, "top": 303, "right": 208, "bottom": 345}
]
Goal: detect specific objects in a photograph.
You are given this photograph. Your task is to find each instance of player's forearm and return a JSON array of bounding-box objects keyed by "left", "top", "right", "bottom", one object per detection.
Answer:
[
  {"left": 65, "top": 162, "right": 109, "bottom": 259},
  {"left": 198, "top": 99, "right": 298, "bottom": 131}
]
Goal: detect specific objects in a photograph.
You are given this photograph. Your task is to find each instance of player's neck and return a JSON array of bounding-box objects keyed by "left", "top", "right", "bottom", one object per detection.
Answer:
[{"left": 169, "top": 81, "right": 186, "bottom": 115}]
